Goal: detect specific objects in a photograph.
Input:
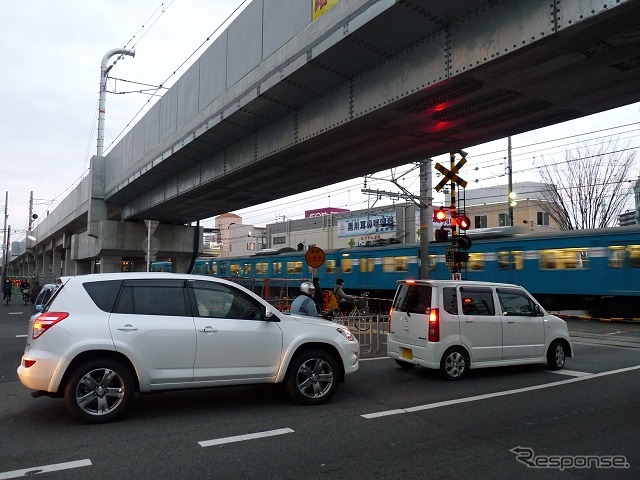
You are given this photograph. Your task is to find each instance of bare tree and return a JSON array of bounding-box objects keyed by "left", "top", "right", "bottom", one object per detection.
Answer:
[{"left": 537, "top": 138, "right": 636, "bottom": 230}]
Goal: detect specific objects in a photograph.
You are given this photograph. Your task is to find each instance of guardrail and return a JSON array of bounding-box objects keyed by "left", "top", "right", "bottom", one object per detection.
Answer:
[{"left": 334, "top": 314, "right": 388, "bottom": 354}]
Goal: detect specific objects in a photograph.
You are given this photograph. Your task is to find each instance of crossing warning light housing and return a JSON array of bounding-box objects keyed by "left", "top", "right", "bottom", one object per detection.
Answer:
[
  {"left": 457, "top": 214, "right": 471, "bottom": 231},
  {"left": 434, "top": 207, "right": 447, "bottom": 222}
]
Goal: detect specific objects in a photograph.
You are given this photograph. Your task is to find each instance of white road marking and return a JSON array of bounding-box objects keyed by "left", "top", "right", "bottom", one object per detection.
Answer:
[
  {"left": 15, "top": 335, "right": 27, "bottom": 338},
  {"left": 8, "top": 312, "right": 23, "bottom": 315},
  {"left": 362, "top": 364, "right": 640, "bottom": 419},
  {"left": 199, "top": 428, "right": 294, "bottom": 447},
  {"left": 548, "top": 369, "right": 591, "bottom": 377},
  {"left": 0, "top": 459, "right": 92, "bottom": 479}
]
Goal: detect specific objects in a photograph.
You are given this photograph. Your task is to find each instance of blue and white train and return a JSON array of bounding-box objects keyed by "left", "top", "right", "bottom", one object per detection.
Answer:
[{"left": 152, "top": 225, "right": 640, "bottom": 316}]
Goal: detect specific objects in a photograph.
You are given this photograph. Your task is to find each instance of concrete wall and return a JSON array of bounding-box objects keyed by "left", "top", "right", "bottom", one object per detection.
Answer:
[{"left": 104, "top": 0, "right": 316, "bottom": 197}]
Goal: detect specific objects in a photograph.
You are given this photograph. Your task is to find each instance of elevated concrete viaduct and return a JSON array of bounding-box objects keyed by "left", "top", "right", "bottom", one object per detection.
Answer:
[{"left": 7, "top": 0, "right": 640, "bottom": 280}]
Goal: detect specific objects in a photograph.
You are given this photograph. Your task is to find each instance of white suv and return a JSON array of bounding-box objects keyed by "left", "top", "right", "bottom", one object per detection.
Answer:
[
  {"left": 387, "top": 280, "right": 572, "bottom": 380},
  {"left": 18, "top": 273, "right": 360, "bottom": 423}
]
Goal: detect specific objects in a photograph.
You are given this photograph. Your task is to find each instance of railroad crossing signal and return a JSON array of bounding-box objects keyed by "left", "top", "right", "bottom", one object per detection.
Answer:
[{"left": 434, "top": 157, "right": 468, "bottom": 192}]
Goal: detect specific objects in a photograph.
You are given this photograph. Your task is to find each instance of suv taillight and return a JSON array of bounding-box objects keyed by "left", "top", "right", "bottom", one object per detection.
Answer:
[
  {"left": 32, "top": 312, "right": 69, "bottom": 339},
  {"left": 428, "top": 308, "right": 439, "bottom": 342},
  {"left": 388, "top": 306, "right": 394, "bottom": 332}
]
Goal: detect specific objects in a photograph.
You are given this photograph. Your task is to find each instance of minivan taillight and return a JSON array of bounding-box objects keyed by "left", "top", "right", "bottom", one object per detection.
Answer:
[
  {"left": 32, "top": 312, "right": 69, "bottom": 339},
  {"left": 428, "top": 308, "right": 439, "bottom": 342},
  {"left": 388, "top": 306, "right": 394, "bottom": 331}
]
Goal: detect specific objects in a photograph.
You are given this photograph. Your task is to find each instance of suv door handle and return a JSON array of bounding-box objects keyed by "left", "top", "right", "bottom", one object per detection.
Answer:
[
  {"left": 198, "top": 326, "right": 218, "bottom": 333},
  {"left": 117, "top": 324, "right": 138, "bottom": 331}
]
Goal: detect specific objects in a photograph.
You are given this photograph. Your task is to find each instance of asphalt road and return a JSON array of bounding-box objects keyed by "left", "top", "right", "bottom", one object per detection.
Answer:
[{"left": 2, "top": 301, "right": 640, "bottom": 479}]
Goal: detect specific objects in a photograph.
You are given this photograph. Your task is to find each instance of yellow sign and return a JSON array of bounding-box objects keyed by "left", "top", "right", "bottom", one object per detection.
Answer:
[
  {"left": 305, "top": 246, "right": 326, "bottom": 268},
  {"left": 313, "top": 0, "right": 341, "bottom": 21}
]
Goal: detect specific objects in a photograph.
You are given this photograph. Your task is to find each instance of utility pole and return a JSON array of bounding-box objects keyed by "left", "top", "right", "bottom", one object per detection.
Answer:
[
  {"left": 419, "top": 159, "right": 433, "bottom": 279},
  {"left": 2, "top": 191, "right": 8, "bottom": 281},
  {"left": 507, "top": 136, "right": 514, "bottom": 226},
  {"left": 28, "top": 191, "right": 34, "bottom": 231}
]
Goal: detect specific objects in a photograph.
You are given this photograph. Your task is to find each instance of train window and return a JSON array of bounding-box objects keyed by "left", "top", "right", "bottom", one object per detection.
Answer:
[
  {"left": 514, "top": 251, "right": 523, "bottom": 269},
  {"left": 360, "top": 257, "right": 374, "bottom": 273},
  {"left": 256, "top": 262, "right": 268, "bottom": 275},
  {"left": 273, "top": 261, "right": 282, "bottom": 274},
  {"left": 243, "top": 263, "right": 252, "bottom": 275},
  {"left": 341, "top": 258, "right": 353, "bottom": 273},
  {"left": 428, "top": 254, "right": 438, "bottom": 271},
  {"left": 608, "top": 247, "right": 625, "bottom": 268},
  {"left": 468, "top": 253, "right": 484, "bottom": 271},
  {"left": 540, "top": 248, "right": 589, "bottom": 270},
  {"left": 287, "top": 261, "right": 302, "bottom": 274},
  {"left": 326, "top": 259, "right": 336, "bottom": 273},
  {"left": 211, "top": 263, "right": 217, "bottom": 275},
  {"left": 382, "top": 256, "right": 408, "bottom": 272},
  {"left": 498, "top": 251, "right": 524, "bottom": 270},
  {"left": 219, "top": 263, "right": 227, "bottom": 275},
  {"left": 498, "top": 252, "right": 510, "bottom": 270},
  {"left": 230, "top": 263, "right": 241, "bottom": 275},
  {"left": 629, "top": 245, "right": 640, "bottom": 268}
]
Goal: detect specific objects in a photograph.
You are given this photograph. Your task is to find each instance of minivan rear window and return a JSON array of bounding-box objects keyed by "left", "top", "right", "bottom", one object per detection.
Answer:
[
  {"left": 442, "top": 287, "right": 458, "bottom": 314},
  {"left": 394, "top": 284, "right": 432, "bottom": 314},
  {"left": 459, "top": 288, "right": 495, "bottom": 316}
]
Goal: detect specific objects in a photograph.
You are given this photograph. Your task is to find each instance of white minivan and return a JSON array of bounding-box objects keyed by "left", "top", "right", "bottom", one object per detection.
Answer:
[{"left": 387, "top": 280, "right": 572, "bottom": 380}]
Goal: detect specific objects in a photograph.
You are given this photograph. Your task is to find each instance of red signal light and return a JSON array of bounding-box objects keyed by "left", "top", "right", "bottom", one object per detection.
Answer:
[
  {"left": 457, "top": 214, "right": 471, "bottom": 230},
  {"left": 434, "top": 207, "right": 447, "bottom": 222}
]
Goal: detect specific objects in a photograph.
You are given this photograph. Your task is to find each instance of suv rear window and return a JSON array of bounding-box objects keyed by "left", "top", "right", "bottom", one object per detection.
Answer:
[{"left": 84, "top": 281, "right": 123, "bottom": 312}]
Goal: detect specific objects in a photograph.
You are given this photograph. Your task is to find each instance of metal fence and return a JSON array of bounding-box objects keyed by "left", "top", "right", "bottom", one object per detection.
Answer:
[{"left": 334, "top": 314, "right": 388, "bottom": 354}]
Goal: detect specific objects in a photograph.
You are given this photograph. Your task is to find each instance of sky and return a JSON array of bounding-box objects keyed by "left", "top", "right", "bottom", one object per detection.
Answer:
[{"left": 1, "top": 1, "right": 639, "bottom": 245}]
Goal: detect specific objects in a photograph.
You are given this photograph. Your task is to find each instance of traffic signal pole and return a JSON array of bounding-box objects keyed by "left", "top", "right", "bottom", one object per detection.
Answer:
[{"left": 449, "top": 152, "right": 458, "bottom": 275}]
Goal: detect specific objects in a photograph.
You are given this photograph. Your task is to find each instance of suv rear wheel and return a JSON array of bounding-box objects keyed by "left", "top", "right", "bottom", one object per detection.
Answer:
[
  {"left": 64, "top": 358, "right": 135, "bottom": 424},
  {"left": 285, "top": 349, "right": 340, "bottom": 405}
]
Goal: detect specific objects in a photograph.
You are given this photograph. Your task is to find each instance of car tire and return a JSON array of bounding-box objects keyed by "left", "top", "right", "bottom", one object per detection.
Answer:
[
  {"left": 395, "top": 359, "right": 416, "bottom": 369},
  {"left": 547, "top": 340, "right": 566, "bottom": 370},
  {"left": 64, "top": 358, "right": 135, "bottom": 424},
  {"left": 285, "top": 349, "right": 340, "bottom": 405},
  {"left": 440, "top": 347, "right": 468, "bottom": 381}
]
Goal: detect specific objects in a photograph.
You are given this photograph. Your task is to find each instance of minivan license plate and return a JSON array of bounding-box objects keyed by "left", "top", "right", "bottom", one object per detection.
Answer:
[{"left": 400, "top": 347, "right": 413, "bottom": 360}]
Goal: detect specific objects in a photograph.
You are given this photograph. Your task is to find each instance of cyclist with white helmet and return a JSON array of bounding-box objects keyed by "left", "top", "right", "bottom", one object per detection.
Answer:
[{"left": 290, "top": 281, "right": 320, "bottom": 317}]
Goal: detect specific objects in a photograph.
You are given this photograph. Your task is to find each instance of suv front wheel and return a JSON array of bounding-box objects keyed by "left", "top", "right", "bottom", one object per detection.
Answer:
[
  {"left": 285, "top": 349, "right": 340, "bottom": 405},
  {"left": 64, "top": 358, "right": 135, "bottom": 424}
]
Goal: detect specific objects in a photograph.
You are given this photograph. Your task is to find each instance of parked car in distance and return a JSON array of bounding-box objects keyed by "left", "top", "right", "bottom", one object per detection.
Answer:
[
  {"left": 18, "top": 273, "right": 360, "bottom": 423},
  {"left": 387, "top": 279, "right": 573, "bottom": 380},
  {"left": 32, "top": 283, "right": 60, "bottom": 314}
]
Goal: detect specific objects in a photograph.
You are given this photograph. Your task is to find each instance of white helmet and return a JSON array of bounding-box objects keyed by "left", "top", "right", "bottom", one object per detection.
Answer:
[{"left": 300, "top": 282, "right": 315, "bottom": 295}]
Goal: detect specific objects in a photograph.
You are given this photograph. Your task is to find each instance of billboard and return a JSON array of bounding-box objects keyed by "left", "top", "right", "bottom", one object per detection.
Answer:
[
  {"left": 305, "top": 207, "right": 350, "bottom": 218},
  {"left": 313, "top": 0, "right": 341, "bottom": 21}
]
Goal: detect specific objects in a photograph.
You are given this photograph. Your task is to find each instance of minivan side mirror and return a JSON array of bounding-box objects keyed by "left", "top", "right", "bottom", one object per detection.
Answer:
[{"left": 532, "top": 304, "right": 542, "bottom": 316}]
